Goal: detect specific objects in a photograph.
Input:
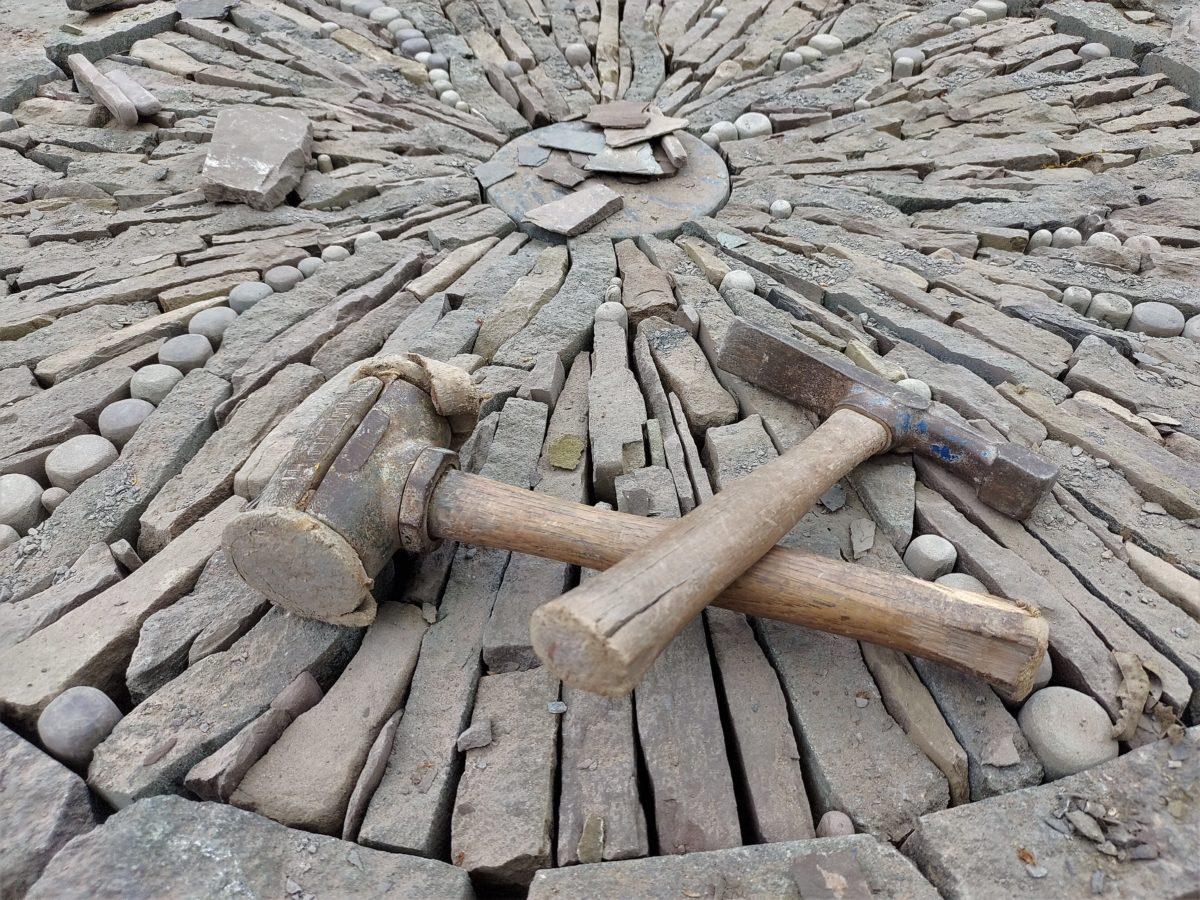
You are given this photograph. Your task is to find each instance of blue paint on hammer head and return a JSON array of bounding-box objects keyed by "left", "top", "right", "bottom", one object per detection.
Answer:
[{"left": 929, "top": 443, "right": 960, "bottom": 463}]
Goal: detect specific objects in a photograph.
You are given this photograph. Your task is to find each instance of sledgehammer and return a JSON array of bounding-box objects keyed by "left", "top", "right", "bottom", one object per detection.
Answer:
[
  {"left": 528, "top": 317, "right": 1058, "bottom": 696},
  {"left": 223, "top": 348, "right": 1050, "bottom": 699}
]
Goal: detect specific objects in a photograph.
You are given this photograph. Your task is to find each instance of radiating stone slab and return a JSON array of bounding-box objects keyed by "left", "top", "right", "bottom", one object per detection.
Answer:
[
  {"left": 0, "top": 543, "right": 121, "bottom": 651},
  {"left": 201, "top": 106, "right": 313, "bottom": 210},
  {"left": 0, "top": 723, "right": 99, "bottom": 899},
  {"left": 25, "top": 796, "right": 475, "bottom": 900},
  {"left": 524, "top": 184, "right": 625, "bottom": 237}
]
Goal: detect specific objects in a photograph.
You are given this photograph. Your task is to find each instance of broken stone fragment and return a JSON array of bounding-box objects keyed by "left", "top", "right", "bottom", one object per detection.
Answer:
[
  {"left": 524, "top": 184, "right": 624, "bottom": 237},
  {"left": 66, "top": 55, "right": 137, "bottom": 128},
  {"left": 201, "top": 107, "right": 313, "bottom": 211}
]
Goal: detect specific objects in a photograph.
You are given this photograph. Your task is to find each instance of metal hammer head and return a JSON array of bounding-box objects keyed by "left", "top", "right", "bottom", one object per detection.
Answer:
[
  {"left": 715, "top": 317, "right": 1058, "bottom": 519},
  {"left": 222, "top": 376, "right": 453, "bottom": 625}
]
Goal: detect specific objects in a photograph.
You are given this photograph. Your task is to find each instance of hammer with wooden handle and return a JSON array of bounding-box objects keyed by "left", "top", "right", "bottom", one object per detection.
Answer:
[
  {"left": 222, "top": 357, "right": 1049, "bottom": 697},
  {"left": 528, "top": 317, "right": 1059, "bottom": 696}
]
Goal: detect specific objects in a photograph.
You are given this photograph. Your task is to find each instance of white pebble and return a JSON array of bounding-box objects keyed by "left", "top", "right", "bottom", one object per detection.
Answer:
[
  {"left": 1086, "top": 292, "right": 1133, "bottom": 328},
  {"left": 1123, "top": 234, "right": 1160, "bottom": 256},
  {"left": 0, "top": 473, "right": 46, "bottom": 535},
  {"left": 188, "top": 306, "right": 238, "bottom": 346},
  {"left": 264, "top": 265, "right": 304, "bottom": 292},
  {"left": 734, "top": 111, "right": 772, "bottom": 139},
  {"left": 455, "top": 101, "right": 471, "bottom": 113},
  {"left": 710, "top": 120, "right": 739, "bottom": 143},
  {"left": 565, "top": 43, "right": 590, "bottom": 67},
  {"left": 428, "top": 67, "right": 450, "bottom": 82},
  {"left": 426, "top": 53, "right": 448, "bottom": 70},
  {"left": 1028, "top": 229, "right": 1052, "bottom": 250},
  {"left": 131, "top": 364, "right": 183, "bottom": 405},
  {"left": 948, "top": 14, "right": 970, "bottom": 28},
  {"left": 298, "top": 257, "right": 324, "bottom": 278},
  {"left": 1051, "top": 227, "right": 1082, "bottom": 248},
  {"left": 319, "top": 21, "right": 338, "bottom": 37},
  {"left": 97, "top": 398, "right": 154, "bottom": 449},
  {"left": 903, "top": 534, "right": 957, "bottom": 581},
  {"left": 1033, "top": 651, "right": 1053, "bottom": 690},
  {"left": 1061, "top": 286, "right": 1092, "bottom": 313},
  {"left": 322, "top": 245, "right": 352, "bottom": 262},
  {"left": 317, "top": 153, "right": 333, "bottom": 174},
  {"left": 159, "top": 334, "right": 213, "bottom": 373},
  {"left": 854, "top": 97, "right": 871, "bottom": 111},
  {"left": 37, "top": 686, "right": 124, "bottom": 769},
  {"left": 816, "top": 811, "right": 854, "bottom": 837},
  {"left": 1183, "top": 315, "right": 1200, "bottom": 344},
  {"left": 808, "top": 33, "right": 843, "bottom": 56},
  {"left": 702, "top": 132, "right": 720, "bottom": 148},
  {"left": 227, "top": 281, "right": 272, "bottom": 313},
  {"left": 354, "top": 231, "right": 384, "bottom": 250},
  {"left": 45, "top": 435, "right": 118, "bottom": 491},
  {"left": 1078, "top": 42, "right": 1110, "bottom": 61},
  {"left": 893, "top": 57, "right": 915, "bottom": 79},
  {"left": 42, "top": 487, "right": 69, "bottom": 514},
  {"left": 440, "top": 90, "right": 462, "bottom": 106},
  {"left": 779, "top": 51, "right": 804, "bottom": 72},
  {"left": 414, "top": 51, "right": 432, "bottom": 65},
  {"left": 935, "top": 572, "right": 987, "bottom": 593},
  {"left": 1126, "top": 301, "right": 1185, "bottom": 337},
  {"left": 797, "top": 46, "right": 823, "bottom": 63},
  {"left": 1017, "top": 687, "right": 1117, "bottom": 780},
  {"left": 973, "top": 0, "right": 1007, "bottom": 20},
  {"left": 711, "top": 5, "right": 728, "bottom": 19},
  {"left": 896, "top": 377, "right": 932, "bottom": 402},
  {"left": 720, "top": 270, "right": 756, "bottom": 292},
  {"left": 1085, "top": 231, "right": 1121, "bottom": 250},
  {"left": 386, "top": 17, "right": 414, "bottom": 34},
  {"left": 960, "top": 7, "right": 988, "bottom": 24},
  {"left": 369, "top": 5, "right": 400, "bottom": 23},
  {"left": 0, "top": 523, "right": 17, "bottom": 551},
  {"left": 769, "top": 199, "right": 793, "bottom": 220}
]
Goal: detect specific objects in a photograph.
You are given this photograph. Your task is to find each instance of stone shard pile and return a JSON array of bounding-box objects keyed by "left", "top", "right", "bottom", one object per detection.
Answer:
[{"left": 0, "top": 0, "right": 1199, "bottom": 897}]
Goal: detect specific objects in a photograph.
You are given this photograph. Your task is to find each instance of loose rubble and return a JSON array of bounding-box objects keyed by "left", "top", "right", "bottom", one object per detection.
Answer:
[{"left": 2, "top": 0, "right": 1199, "bottom": 896}]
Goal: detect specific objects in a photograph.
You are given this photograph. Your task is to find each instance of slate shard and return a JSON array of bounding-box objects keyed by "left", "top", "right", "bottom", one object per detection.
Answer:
[
  {"left": 201, "top": 107, "right": 313, "bottom": 211},
  {"left": 524, "top": 184, "right": 624, "bottom": 237}
]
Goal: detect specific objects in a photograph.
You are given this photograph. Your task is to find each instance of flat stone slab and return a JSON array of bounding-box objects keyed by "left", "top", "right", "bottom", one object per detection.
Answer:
[
  {"left": 529, "top": 835, "right": 939, "bottom": 899},
  {"left": 201, "top": 106, "right": 313, "bottom": 211},
  {"left": 904, "top": 728, "right": 1200, "bottom": 900},
  {"left": 487, "top": 123, "right": 728, "bottom": 241},
  {"left": 524, "top": 184, "right": 625, "bottom": 238},
  {"left": 26, "top": 795, "right": 475, "bottom": 899}
]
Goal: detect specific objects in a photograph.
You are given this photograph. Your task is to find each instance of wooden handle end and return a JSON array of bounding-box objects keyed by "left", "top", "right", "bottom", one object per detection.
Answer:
[{"left": 530, "top": 599, "right": 642, "bottom": 696}]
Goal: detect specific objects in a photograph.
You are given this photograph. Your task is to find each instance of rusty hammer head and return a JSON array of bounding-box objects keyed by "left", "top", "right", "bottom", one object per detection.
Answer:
[
  {"left": 222, "top": 368, "right": 463, "bottom": 626},
  {"left": 716, "top": 317, "right": 1058, "bottom": 519}
]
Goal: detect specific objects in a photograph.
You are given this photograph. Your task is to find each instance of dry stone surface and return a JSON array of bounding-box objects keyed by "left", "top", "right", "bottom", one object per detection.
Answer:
[{"left": 2, "top": 0, "right": 1199, "bottom": 896}]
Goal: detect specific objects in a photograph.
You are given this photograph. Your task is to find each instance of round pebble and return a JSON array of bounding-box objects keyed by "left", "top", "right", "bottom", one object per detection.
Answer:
[
  {"left": 391, "top": 27, "right": 422, "bottom": 43},
  {"left": 426, "top": 53, "right": 448, "bottom": 71},
  {"left": 595, "top": 301, "right": 628, "bottom": 329},
  {"left": 960, "top": 7, "right": 988, "bottom": 24},
  {"left": 1086, "top": 292, "right": 1133, "bottom": 328},
  {"left": 319, "top": 21, "right": 338, "bottom": 37},
  {"left": 1061, "top": 286, "right": 1092, "bottom": 313},
  {"left": 797, "top": 46, "right": 823, "bottom": 63},
  {"left": 440, "top": 90, "right": 462, "bottom": 106},
  {"left": 131, "top": 364, "right": 184, "bottom": 405},
  {"left": 354, "top": 0, "right": 383, "bottom": 16},
  {"left": 228, "top": 281, "right": 273, "bottom": 313},
  {"left": 903, "top": 534, "right": 957, "bottom": 581},
  {"left": 98, "top": 398, "right": 154, "bottom": 449},
  {"left": 414, "top": 51, "right": 431, "bottom": 65},
  {"left": 400, "top": 36, "right": 431, "bottom": 57},
  {"left": 734, "top": 111, "right": 772, "bottom": 139},
  {"left": 1123, "top": 234, "right": 1160, "bottom": 256},
  {"left": 37, "top": 686, "right": 124, "bottom": 769},
  {"left": 322, "top": 245, "right": 351, "bottom": 262},
  {"left": 45, "top": 434, "right": 118, "bottom": 491},
  {"left": 1033, "top": 651, "right": 1053, "bottom": 690},
  {"left": 188, "top": 306, "right": 238, "bottom": 346},
  {"left": 934, "top": 572, "right": 987, "bottom": 593},
  {"left": 896, "top": 377, "right": 932, "bottom": 402},
  {"left": 1184, "top": 315, "right": 1200, "bottom": 343},
  {"left": 973, "top": 0, "right": 1007, "bottom": 20},
  {"left": 711, "top": 4, "right": 728, "bottom": 18},
  {"left": 456, "top": 101, "right": 471, "bottom": 113},
  {"left": 1050, "top": 226, "right": 1082, "bottom": 248},
  {"left": 355, "top": 231, "right": 384, "bottom": 250},
  {"left": 709, "top": 120, "right": 739, "bottom": 144},
  {"left": 949, "top": 14, "right": 970, "bottom": 28},
  {"left": 430, "top": 79, "right": 453, "bottom": 96},
  {"left": 1085, "top": 231, "right": 1121, "bottom": 250},
  {"left": 369, "top": 5, "right": 400, "bottom": 22},
  {"left": 1127, "top": 301, "right": 1185, "bottom": 337},
  {"left": 769, "top": 199, "right": 793, "bottom": 220},
  {"left": 721, "top": 270, "right": 756, "bottom": 292},
  {"left": 778, "top": 51, "right": 804, "bottom": 72},
  {"left": 808, "top": 33, "right": 843, "bottom": 56},
  {"left": 159, "top": 333, "right": 214, "bottom": 373},
  {"left": 0, "top": 473, "right": 46, "bottom": 535},
  {"left": 298, "top": 257, "right": 324, "bottom": 278},
  {"left": 893, "top": 47, "right": 926, "bottom": 66},
  {"left": 565, "top": 43, "right": 590, "bottom": 66},
  {"left": 1028, "top": 229, "right": 1052, "bottom": 250},
  {"left": 0, "top": 524, "right": 17, "bottom": 551},
  {"left": 1017, "top": 687, "right": 1118, "bottom": 780},
  {"left": 317, "top": 153, "right": 333, "bottom": 174},
  {"left": 1078, "top": 42, "right": 1110, "bottom": 61},
  {"left": 816, "top": 811, "right": 855, "bottom": 837},
  {"left": 339, "top": 0, "right": 356, "bottom": 11},
  {"left": 386, "top": 18, "right": 414, "bottom": 34},
  {"left": 42, "top": 487, "right": 69, "bottom": 513},
  {"left": 429, "top": 67, "right": 450, "bottom": 82},
  {"left": 264, "top": 265, "right": 304, "bottom": 292},
  {"left": 702, "top": 132, "right": 720, "bottom": 148},
  {"left": 893, "top": 57, "right": 916, "bottom": 79},
  {"left": 501, "top": 60, "right": 522, "bottom": 78}
]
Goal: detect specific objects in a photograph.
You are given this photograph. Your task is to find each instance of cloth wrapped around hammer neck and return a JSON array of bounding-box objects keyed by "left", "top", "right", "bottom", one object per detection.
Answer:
[{"left": 351, "top": 353, "right": 483, "bottom": 437}]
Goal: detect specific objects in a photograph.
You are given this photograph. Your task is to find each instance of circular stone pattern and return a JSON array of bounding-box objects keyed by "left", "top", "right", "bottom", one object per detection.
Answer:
[{"left": 483, "top": 123, "right": 730, "bottom": 243}]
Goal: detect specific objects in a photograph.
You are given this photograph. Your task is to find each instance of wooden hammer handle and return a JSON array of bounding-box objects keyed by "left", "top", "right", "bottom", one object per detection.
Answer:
[
  {"left": 522, "top": 409, "right": 893, "bottom": 694},
  {"left": 430, "top": 462, "right": 1046, "bottom": 699}
]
